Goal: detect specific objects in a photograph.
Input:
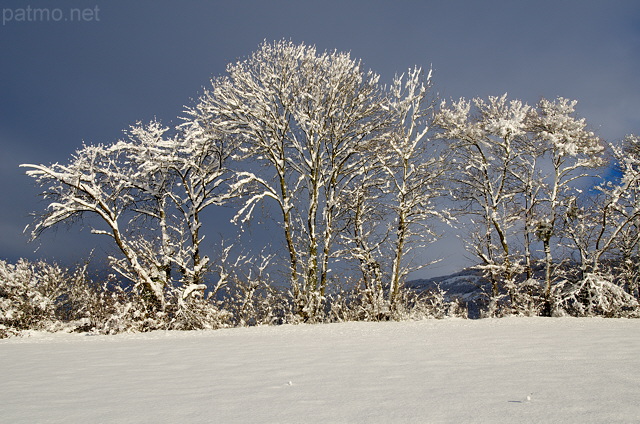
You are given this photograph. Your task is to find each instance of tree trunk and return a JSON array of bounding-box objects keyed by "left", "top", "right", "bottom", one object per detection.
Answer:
[{"left": 543, "top": 238, "right": 553, "bottom": 316}]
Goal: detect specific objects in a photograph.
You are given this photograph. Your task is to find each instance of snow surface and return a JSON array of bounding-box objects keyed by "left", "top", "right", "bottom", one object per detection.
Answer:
[{"left": 1, "top": 318, "right": 639, "bottom": 423}]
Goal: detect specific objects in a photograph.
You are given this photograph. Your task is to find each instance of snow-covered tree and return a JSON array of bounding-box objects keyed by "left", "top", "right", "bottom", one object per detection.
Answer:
[
  {"left": 23, "top": 116, "right": 235, "bottom": 309},
  {"left": 563, "top": 136, "right": 640, "bottom": 291},
  {"left": 610, "top": 135, "right": 640, "bottom": 297},
  {"left": 332, "top": 67, "right": 447, "bottom": 318},
  {"left": 434, "top": 95, "right": 604, "bottom": 316},
  {"left": 170, "top": 112, "right": 235, "bottom": 288},
  {"left": 334, "top": 160, "right": 388, "bottom": 318},
  {"left": 108, "top": 121, "right": 177, "bottom": 297},
  {"left": 529, "top": 97, "right": 603, "bottom": 307},
  {"left": 434, "top": 94, "right": 530, "bottom": 313},
  {"left": 22, "top": 142, "right": 167, "bottom": 307},
  {"left": 197, "top": 40, "right": 388, "bottom": 320},
  {"left": 378, "top": 67, "right": 448, "bottom": 307}
]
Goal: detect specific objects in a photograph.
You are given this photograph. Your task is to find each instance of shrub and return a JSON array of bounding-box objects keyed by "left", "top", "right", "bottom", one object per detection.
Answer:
[
  {"left": 329, "top": 284, "right": 467, "bottom": 322},
  {"left": 0, "top": 259, "right": 100, "bottom": 337},
  {"left": 552, "top": 273, "right": 640, "bottom": 317}
]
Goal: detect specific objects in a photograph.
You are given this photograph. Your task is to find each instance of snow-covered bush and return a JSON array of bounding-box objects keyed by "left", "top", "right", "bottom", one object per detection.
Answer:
[
  {"left": 222, "top": 279, "right": 292, "bottom": 326},
  {"left": 329, "top": 284, "right": 467, "bottom": 322},
  {"left": 393, "top": 286, "right": 467, "bottom": 320},
  {"left": 85, "top": 284, "right": 167, "bottom": 334},
  {"left": 0, "top": 259, "right": 57, "bottom": 335},
  {"left": 0, "top": 259, "right": 171, "bottom": 336},
  {"left": 0, "top": 259, "right": 101, "bottom": 337},
  {"left": 329, "top": 286, "right": 390, "bottom": 322},
  {"left": 81, "top": 282, "right": 232, "bottom": 334},
  {"left": 167, "top": 286, "right": 232, "bottom": 330},
  {"left": 503, "top": 278, "right": 546, "bottom": 317},
  {"left": 552, "top": 273, "right": 640, "bottom": 317}
]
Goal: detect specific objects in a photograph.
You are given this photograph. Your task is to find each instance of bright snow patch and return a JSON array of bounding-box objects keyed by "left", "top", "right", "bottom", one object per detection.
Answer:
[{"left": 1, "top": 318, "right": 639, "bottom": 423}]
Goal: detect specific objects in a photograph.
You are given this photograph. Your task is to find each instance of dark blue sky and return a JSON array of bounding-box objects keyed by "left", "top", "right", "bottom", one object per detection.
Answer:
[{"left": 1, "top": 0, "right": 639, "bottom": 278}]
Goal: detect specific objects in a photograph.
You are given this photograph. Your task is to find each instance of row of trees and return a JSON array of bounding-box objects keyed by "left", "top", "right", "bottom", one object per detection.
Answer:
[
  {"left": 21, "top": 41, "right": 448, "bottom": 322},
  {"left": 15, "top": 40, "right": 640, "bottom": 327}
]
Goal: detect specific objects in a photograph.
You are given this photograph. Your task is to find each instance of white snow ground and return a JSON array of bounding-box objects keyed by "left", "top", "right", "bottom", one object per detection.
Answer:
[{"left": 1, "top": 317, "right": 639, "bottom": 423}]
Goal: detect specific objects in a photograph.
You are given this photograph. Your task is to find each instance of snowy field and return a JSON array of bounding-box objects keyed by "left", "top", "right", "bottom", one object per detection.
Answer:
[{"left": 1, "top": 318, "right": 639, "bottom": 423}]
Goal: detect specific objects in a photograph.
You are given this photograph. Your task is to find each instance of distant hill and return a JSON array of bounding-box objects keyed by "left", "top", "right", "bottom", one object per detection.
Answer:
[{"left": 407, "top": 268, "right": 490, "bottom": 318}]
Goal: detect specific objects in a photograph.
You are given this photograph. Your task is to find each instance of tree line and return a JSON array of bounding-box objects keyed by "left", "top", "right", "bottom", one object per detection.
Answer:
[{"left": 3, "top": 40, "right": 639, "bottom": 335}]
